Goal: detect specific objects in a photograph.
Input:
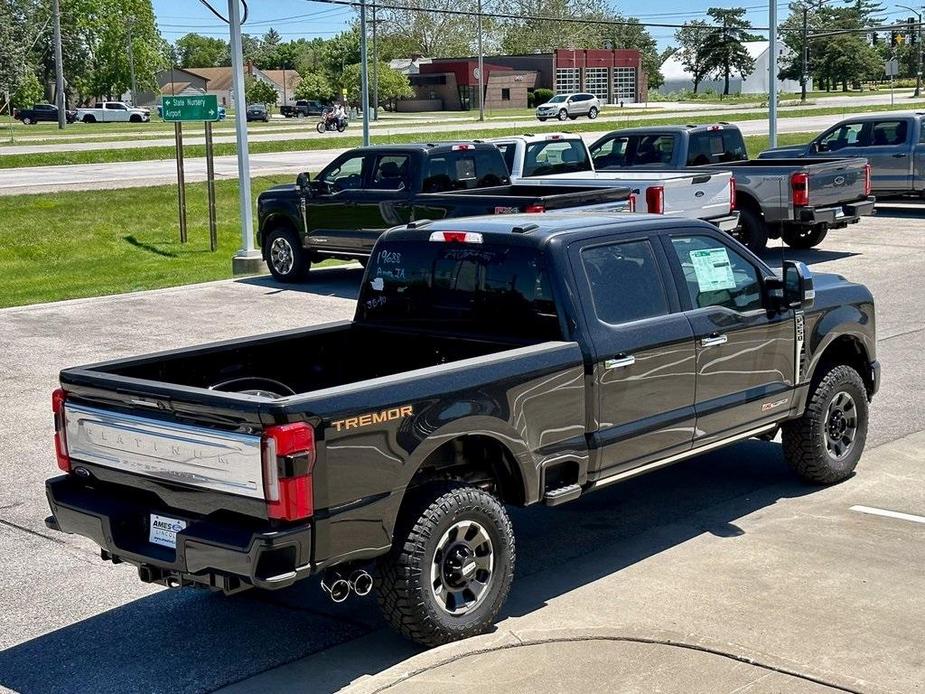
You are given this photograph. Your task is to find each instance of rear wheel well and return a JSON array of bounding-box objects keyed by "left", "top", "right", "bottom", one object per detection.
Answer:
[
  {"left": 408, "top": 435, "right": 526, "bottom": 507},
  {"left": 813, "top": 336, "right": 873, "bottom": 398}
]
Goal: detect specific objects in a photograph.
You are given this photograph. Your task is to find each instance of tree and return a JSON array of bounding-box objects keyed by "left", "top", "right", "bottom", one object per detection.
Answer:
[
  {"left": 294, "top": 71, "right": 334, "bottom": 101},
  {"left": 12, "top": 70, "right": 43, "bottom": 108},
  {"left": 245, "top": 76, "right": 279, "bottom": 107},
  {"left": 375, "top": 0, "right": 481, "bottom": 57},
  {"left": 175, "top": 33, "right": 229, "bottom": 67},
  {"left": 0, "top": 0, "right": 32, "bottom": 110},
  {"left": 341, "top": 62, "right": 413, "bottom": 108},
  {"left": 699, "top": 7, "right": 760, "bottom": 95},
  {"left": 501, "top": 0, "right": 610, "bottom": 54},
  {"left": 673, "top": 20, "right": 713, "bottom": 93}
]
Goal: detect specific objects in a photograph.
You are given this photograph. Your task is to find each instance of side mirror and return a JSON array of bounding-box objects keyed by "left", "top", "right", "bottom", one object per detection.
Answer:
[
  {"left": 296, "top": 172, "right": 311, "bottom": 194},
  {"left": 783, "top": 260, "right": 814, "bottom": 310}
]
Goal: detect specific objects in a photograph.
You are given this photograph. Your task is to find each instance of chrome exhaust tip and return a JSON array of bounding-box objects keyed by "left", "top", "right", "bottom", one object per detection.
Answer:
[
  {"left": 321, "top": 573, "right": 350, "bottom": 603},
  {"left": 349, "top": 569, "right": 373, "bottom": 597}
]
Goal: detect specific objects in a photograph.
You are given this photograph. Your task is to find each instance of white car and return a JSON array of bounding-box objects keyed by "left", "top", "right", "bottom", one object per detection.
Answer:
[
  {"left": 490, "top": 133, "right": 739, "bottom": 232},
  {"left": 535, "top": 93, "right": 601, "bottom": 122},
  {"left": 76, "top": 101, "right": 150, "bottom": 124}
]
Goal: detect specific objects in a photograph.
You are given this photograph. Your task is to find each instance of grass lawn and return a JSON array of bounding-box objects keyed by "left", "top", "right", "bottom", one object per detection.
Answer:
[
  {"left": 1, "top": 131, "right": 812, "bottom": 309},
  {"left": 3, "top": 101, "right": 923, "bottom": 170},
  {"left": 0, "top": 175, "right": 296, "bottom": 308}
]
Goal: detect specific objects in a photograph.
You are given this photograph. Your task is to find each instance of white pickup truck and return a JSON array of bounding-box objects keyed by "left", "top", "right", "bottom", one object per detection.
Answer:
[
  {"left": 490, "top": 134, "right": 739, "bottom": 233},
  {"left": 76, "top": 101, "right": 150, "bottom": 124}
]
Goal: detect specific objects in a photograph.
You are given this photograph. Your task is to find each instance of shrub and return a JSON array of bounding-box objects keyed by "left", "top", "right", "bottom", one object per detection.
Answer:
[{"left": 534, "top": 88, "right": 554, "bottom": 104}]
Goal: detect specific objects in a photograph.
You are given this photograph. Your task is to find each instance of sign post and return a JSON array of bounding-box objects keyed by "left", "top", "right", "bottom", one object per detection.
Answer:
[{"left": 161, "top": 94, "right": 221, "bottom": 248}]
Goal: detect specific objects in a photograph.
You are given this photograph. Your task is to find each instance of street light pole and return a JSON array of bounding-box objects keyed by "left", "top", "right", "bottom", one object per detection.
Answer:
[
  {"left": 359, "top": 0, "right": 370, "bottom": 145},
  {"left": 477, "top": 0, "right": 485, "bottom": 121},
  {"left": 126, "top": 19, "right": 137, "bottom": 106},
  {"left": 769, "top": 0, "right": 778, "bottom": 148},
  {"left": 372, "top": 2, "right": 379, "bottom": 121},
  {"left": 52, "top": 0, "right": 66, "bottom": 129},
  {"left": 800, "top": 6, "right": 809, "bottom": 102},
  {"left": 898, "top": 5, "right": 922, "bottom": 97}
]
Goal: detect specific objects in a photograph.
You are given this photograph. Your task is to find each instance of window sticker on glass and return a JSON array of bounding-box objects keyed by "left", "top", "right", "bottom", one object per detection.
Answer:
[{"left": 689, "top": 248, "right": 736, "bottom": 292}]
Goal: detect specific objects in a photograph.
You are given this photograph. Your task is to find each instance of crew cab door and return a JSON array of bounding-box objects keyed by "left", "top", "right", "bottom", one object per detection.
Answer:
[
  {"left": 307, "top": 151, "right": 370, "bottom": 252},
  {"left": 862, "top": 118, "right": 914, "bottom": 193},
  {"left": 104, "top": 102, "right": 128, "bottom": 122},
  {"left": 354, "top": 153, "right": 415, "bottom": 251},
  {"left": 663, "top": 231, "right": 795, "bottom": 443},
  {"left": 569, "top": 235, "right": 696, "bottom": 476}
]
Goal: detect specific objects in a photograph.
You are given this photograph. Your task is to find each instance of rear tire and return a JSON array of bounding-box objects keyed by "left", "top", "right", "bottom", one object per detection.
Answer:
[
  {"left": 83, "top": 114, "right": 96, "bottom": 123},
  {"left": 588, "top": 106, "right": 598, "bottom": 119},
  {"left": 264, "top": 226, "right": 309, "bottom": 282},
  {"left": 22, "top": 116, "right": 32, "bottom": 125},
  {"left": 736, "top": 206, "right": 769, "bottom": 253},
  {"left": 783, "top": 225, "right": 828, "bottom": 249},
  {"left": 377, "top": 485, "right": 515, "bottom": 648},
  {"left": 782, "top": 364, "right": 869, "bottom": 485}
]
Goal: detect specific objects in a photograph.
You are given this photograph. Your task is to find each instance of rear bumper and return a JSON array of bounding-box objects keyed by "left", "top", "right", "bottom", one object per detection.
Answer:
[
  {"left": 796, "top": 196, "right": 876, "bottom": 226},
  {"left": 707, "top": 212, "right": 740, "bottom": 232},
  {"left": 45, "top": 475, "right": 312, "bottom": 592}
]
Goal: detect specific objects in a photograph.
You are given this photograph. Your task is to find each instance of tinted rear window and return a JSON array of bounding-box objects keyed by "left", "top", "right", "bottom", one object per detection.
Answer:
[
  {"left": 686, "top": 130, "right": 748, "bottom": 165},
  {"left": 590, "top": 134, "right": 676, "bottom": 168},
  {"left": 522, "top": 140, "right": 591, "bottom": 176},
  {"left": 422, "top": 150, "right": 509, "bottom": 192},
  {"left": 358, "top": 241, "right": 561, "bottom": 340}
]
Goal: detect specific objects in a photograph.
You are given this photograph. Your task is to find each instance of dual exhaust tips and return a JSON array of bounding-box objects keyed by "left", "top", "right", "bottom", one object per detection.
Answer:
[{"left": 322, "top": 569, "right": 373, "bottom": 603}]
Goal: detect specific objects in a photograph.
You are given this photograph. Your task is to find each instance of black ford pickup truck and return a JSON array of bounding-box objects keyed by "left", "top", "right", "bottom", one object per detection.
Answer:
[
  {"left": 255, "top": 142, "right": 631, "bottom": 280},
  {"left": 46, "top": 213, "right": 879, "bottom": 647}
]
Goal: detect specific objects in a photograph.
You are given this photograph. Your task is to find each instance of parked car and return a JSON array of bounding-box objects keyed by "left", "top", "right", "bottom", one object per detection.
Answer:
[
  {"left": 280, "top": 99, "right": 328, "bottom": 118},
  {"left": 759, "top": 112, "right": 925, "bottom": 198},
  {"left": 589, "top": 124, "right": 875, "bottom": 251},
  {"left": 256, "top": 142, "right": 631, "bottom": 280},
  {"left": 535, "top": 93, "right": 601, "bottom": 121},
  {"left": 13, "top": 103, "right": 77, "bottom": 125},
  {"left": 246, "top": 103, "right": 269, "bottom": 122},
  {"left": 76, "top": 101, "right": 149, "bottom": 124},
  {"left": 45, "top": 212, "right": 879, "bottom": 647},
  {"left": 491, "top": 133, "right": 738, "bottom": 233}
]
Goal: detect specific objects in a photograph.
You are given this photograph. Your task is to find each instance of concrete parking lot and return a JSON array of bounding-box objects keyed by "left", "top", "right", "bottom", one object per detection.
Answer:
[{"left": 0, "top": 208, "right": 922, "bottom": 693}]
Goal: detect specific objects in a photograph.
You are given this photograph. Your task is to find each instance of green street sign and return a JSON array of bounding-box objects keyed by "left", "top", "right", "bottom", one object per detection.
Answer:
[{"left": 162, "top": 95, "right": 220, "bottom": 122}]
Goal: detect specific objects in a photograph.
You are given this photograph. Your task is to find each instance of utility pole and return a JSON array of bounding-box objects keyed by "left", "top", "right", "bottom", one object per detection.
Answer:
[
  {"left": 371, "top": 2, "right": 378, "bottom": 121},
  {"left": 800, "top": 6, "right": 809, "bottom": 102},
  {"left": 227, "top": 0, "right": 259, "bottom": 272},
  {"left": 769, "top": 0, "right": 778, "bottom": 148},
  {"left": 477, "top": 0, "right": 485, "bottom": 121},
  {"left": 359, "top": 0, "right": 370, "bottom": 145},
  {"left": 52, "top": 0, "right": 65, "bottom": 129},
  {"left": 126, "top": 19, "right": 137, "bottom": 106}
]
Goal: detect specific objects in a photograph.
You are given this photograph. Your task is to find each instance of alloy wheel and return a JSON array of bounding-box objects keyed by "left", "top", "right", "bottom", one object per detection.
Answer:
[
  {"left": 430, "top": 519, "right": 494, "bottom": 616},
  {"left": 269, "top": 237, "right": 295, "bottom": 276},
  {"left": 824, "top": 391, "right": 858, "bottom": 460}
]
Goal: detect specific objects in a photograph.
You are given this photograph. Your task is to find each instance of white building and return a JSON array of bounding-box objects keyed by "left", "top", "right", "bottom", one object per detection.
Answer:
[{"left": 657, "top": 40, "right": 808, "bottom": 95}]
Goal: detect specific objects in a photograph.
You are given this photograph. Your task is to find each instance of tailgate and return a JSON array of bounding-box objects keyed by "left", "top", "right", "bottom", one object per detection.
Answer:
[
  {"left": 805, "top": 159, "right": 867, "bottom": 208},
  {"left": 63, "top": 401, "right": 266, "bottom": 499},
  {"left": 660, "top": 171, "right": 732, "bottom": 220}
]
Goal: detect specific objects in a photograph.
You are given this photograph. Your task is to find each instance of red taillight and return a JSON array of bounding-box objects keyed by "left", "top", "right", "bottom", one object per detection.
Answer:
[
  {"left": 729, "top": 177, "right": 736, "bottom": 211},
  {"left": 863, "top": 163, "right": 872, "bottom": 196},
  {"left": 791, "top": 172, "right": 809, "bottom": 207},
  {"left": 451, "top": 143, "right": 474, "bottom": 151},
  {"left": 428, "top": 231, "right": 483, "bottom": 244},
  {"left": 52, "top": 388, "right": 70, "bottom": 472},
  {"left": 263, "top": 423, "right": 315, "bottom": 521},
  {"left": 645, "top": 186, "right": 665, "bottom": 214},
  {"left": 628, "top": 193, "right": 637, "bottom": 212},
  {"left": 524, "top": 204, "right": 545, "bottom": 213}
]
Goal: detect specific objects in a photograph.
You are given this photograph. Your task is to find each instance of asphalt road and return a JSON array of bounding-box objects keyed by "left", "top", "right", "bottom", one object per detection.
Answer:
[
  {"left": 0, "top": 209, "right": 922, "bottom": 692},
  {"left": 3, "top": 102, "right": 925, "bottom": 195}
]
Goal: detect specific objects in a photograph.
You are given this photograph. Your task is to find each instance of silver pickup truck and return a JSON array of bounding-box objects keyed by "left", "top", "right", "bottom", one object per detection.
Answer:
[
  {"left": 759, "top": 112, "right": 925, "bottom": 198},
  {"left": 591, "top": 124, "right": 875, "bottom": 251}
]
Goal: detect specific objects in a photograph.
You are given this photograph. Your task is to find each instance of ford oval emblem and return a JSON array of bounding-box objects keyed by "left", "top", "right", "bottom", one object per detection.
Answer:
[
  {"left": 695, "top": 190, "right": 705, "bottom": 197},
  {"left": 834, "top": 175, "right": 846, "bottom": 186}
]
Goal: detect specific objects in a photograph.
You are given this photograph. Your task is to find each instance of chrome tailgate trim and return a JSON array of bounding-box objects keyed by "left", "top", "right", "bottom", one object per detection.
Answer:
[{"left": 64, "top": 403, "right": 264, "bottom": 499}]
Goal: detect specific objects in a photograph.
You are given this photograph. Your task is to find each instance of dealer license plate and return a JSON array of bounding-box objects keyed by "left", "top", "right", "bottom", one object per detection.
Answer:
[{"left": 149, "top": 514, "right": 187, "bottom": 549}]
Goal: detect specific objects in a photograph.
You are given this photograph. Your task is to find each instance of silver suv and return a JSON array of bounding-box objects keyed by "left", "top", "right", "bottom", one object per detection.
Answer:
[{"left": 535, "top": 93, "right": 601, "bottom": 122}]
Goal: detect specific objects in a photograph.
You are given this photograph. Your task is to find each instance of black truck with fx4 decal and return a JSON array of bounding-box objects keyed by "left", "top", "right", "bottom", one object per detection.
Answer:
[
  {"left": 46, "top": 213, "right": 879, "bottom": 647},
  {"left": 255, "top": 142, "right": 631, "bottom": 281}
]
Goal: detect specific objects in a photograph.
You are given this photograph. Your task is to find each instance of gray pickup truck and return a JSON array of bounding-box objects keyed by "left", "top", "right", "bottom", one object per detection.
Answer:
[
  {"left": 759, "top": 112, "right": 925, "bottom": 198},
  {"left": 590, "top": 124, "right": 875, "bottom": 251}
]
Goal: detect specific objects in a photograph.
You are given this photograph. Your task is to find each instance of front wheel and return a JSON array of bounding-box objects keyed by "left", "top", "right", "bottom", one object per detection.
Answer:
[
  {"left": 588, "top": 106, "right": 598, "bottom": 119},
  {"left": 377, "top": 485, "right": 515, "bottom": 648},
  {"left": 782, "top": 364, "right": 869, "bottom": 485},
  {"left": 537, "top": 117, "right": 548, "bottom": 122},
  {"left": 129, "top": 114, "right": 142, "bottom": 123},
  {"left": 264, "top": 226, "right": 309, "bottom": 282},
  {"left": 557, "top": 109, "right": 568, "bottom": 121},
  {"left": 783, "top": 225, "right": 828, "bottom": 249},
  {"left": 316, "top": 121, "right": 326, "bottom": 133}
]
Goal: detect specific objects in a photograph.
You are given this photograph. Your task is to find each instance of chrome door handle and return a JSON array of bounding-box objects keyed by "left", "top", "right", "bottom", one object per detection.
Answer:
[
  {"left": 604, "top": 355, "right": 635, "bottom": 369},
  {"left": 700, "top": 334, "right": 728, "bottom": 347},
  {"left": 893, "top": 152, "right": 908, "bottom": 158}
]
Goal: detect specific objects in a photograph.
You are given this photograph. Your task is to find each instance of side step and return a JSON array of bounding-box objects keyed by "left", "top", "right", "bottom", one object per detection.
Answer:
[{"left": 544, "top": 484, "right": 582, "bottom": 507}]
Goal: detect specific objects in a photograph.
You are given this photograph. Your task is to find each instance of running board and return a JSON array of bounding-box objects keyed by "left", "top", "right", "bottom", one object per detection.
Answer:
[
  {"left": 544, "top": 484, "right": 582, "bottom": 506},
  {"left": 591, "top": 423, "right": 777, "bottom": 490}
]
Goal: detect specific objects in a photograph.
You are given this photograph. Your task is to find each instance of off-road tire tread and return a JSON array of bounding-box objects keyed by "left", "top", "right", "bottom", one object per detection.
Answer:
[
  {"left": 782, "top": 364, "right": 868, "bottom": 485},
  {"left": 376, "top": 485, "right": 515, "bottom": 648}
]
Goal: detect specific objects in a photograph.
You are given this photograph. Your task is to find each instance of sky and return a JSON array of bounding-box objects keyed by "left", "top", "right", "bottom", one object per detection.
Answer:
[{"left": 151, "top": 1, "right": 915, "bottom": 53}]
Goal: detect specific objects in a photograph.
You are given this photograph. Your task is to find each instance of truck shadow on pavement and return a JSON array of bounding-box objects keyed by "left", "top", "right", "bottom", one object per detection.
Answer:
[
  {"left": 237, "top": 265, "right": 364, "bottom": 301},
  {"left": 0, "top": 442, "right": 821, "bottom": 693}
]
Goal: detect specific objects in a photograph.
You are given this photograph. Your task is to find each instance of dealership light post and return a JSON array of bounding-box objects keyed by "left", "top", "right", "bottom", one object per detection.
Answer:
[
  {"left": 227, "top": 0, "right": 260, "bottom": 273},
  {"left": 359, "top": 0, "right": 370, "bottom": 145},
  {"left": 477, "top": 0, "right": 485, "bottom": 121},
  {"left": 768, "top": 0, "right": 778, "bottom": 148}
]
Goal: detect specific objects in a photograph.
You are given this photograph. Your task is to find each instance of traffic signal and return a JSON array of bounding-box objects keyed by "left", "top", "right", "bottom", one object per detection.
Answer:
[
  {"left": 910, "top": 18, "right": 919, "bottom": 45},
  {"left": 872, "top": 31, "right": 879, "bottom": 45},
  {"left": 891, "top": 30, "right": 899, "bottom": 47}
]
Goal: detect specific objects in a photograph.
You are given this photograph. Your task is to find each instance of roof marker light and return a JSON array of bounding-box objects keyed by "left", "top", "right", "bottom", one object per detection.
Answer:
[{"left": 428, "top": 231, "right": 483, "bottom": 244}]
